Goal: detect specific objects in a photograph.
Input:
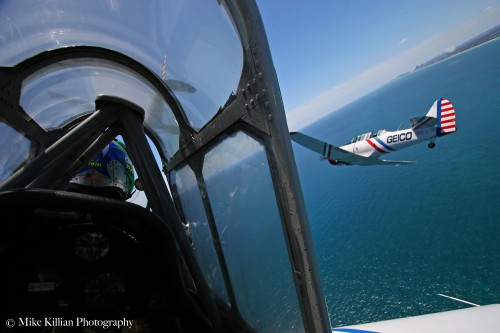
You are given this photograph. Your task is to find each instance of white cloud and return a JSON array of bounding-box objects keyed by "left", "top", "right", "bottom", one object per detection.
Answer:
[
  {"left": 399, "top": 37, "right": 409, "bottom": 45},
  {"left": 286, "top": 5, "right": 500, "bottom": 130}
]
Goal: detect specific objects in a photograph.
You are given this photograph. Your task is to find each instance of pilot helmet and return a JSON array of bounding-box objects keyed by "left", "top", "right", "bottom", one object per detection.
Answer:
[{"left": 68, "top": 140, "right": 135, "bottom": 200}]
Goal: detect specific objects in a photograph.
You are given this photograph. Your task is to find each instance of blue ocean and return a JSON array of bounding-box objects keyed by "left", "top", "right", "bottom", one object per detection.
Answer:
[{"left": 293, "top": 38, "right": 500, "bottom": 327}]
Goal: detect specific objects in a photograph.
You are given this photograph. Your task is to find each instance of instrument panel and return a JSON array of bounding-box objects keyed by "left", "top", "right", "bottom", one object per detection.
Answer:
[
  {"left": 75, "top": 231, "right": 111, "bottom": 262},
  {"left": 0, "top": 212, "right": 182, "bottom": 333}
]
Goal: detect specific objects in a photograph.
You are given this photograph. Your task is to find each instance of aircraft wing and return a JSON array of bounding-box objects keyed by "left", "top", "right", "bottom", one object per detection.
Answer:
[
  {"left": 290, "top": 132, "right": 414, "bottom": 166},
  {"left": 290, "top": 132, "right": 332, "bottom": 155},
  {"left": 333, "top": 304, "right": 500, "bottom": 333}
]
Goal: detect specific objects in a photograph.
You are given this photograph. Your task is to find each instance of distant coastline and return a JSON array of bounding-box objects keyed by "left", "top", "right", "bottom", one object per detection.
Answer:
[{"left": 397, "top": 24, "right": 500, "bottom": 78}]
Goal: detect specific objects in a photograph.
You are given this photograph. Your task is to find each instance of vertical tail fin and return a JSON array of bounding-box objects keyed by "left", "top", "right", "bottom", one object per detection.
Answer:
[
  {"left": 425, "top": 98, "right": 456, "bottom": 136},
  {"left": 436, "top": 98, "right": 456, "bottom": 136}
]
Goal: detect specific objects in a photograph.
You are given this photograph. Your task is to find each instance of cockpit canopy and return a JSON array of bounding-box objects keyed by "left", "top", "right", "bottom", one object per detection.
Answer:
[
  {"left": 0, "top": 1, "right": 331, "bottom": 332},
  {"left": 349, "top": 130, "right": 388, "bottom": 144},
  {"left": 350, "top": 131, "right": 376, "bottom": 144},
  {"left": 1, "top": 0, "right": 243, "bottom": 177}
]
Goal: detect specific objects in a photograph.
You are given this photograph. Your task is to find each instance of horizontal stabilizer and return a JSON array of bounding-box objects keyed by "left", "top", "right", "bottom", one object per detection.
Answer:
[{"left": 410, "top": 116, "right": 437, "bottom": 130}]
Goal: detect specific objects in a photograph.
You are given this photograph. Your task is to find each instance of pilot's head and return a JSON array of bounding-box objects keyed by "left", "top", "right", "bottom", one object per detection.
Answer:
[{"left": 67, "top": 139, "right": 135, "bottom": 200}]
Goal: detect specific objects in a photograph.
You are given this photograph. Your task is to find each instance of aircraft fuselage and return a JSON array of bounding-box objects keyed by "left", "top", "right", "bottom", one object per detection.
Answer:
[{"left": 340, "top": 126, "right": 436, "bottom": 158}]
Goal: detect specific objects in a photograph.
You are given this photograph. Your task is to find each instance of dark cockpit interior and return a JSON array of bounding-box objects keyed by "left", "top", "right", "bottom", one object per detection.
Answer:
[{"left": 0, "top": 189, "right": 214, "bottom": 332}]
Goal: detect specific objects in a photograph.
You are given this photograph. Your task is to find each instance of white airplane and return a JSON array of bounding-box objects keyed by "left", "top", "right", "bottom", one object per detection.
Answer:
[{"left": 291, "top": 98, "right": 457, "bottom": 166}]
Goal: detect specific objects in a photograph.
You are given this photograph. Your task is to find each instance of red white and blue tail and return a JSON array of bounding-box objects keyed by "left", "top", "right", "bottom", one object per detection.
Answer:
[
  {"left": 411, "top": 98, "right": 456, "bottom": 136},
  {"left": 429, "top": 98, "right": 457, "bottom": 136}
]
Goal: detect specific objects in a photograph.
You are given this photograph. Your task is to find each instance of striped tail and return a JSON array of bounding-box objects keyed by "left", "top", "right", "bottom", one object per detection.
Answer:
[{"left": 436, "top": 98, "right": 456, "bottom": 136}]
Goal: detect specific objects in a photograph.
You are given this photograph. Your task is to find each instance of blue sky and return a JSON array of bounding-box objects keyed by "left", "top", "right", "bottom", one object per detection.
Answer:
[{"left": 256, "top": 0, "right": 500, "bottom": 129}]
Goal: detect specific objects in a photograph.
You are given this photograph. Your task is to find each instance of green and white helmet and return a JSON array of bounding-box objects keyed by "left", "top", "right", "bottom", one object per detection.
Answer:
[{"left": 68, "top": 140, "right": 135, "bottom": 200}]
